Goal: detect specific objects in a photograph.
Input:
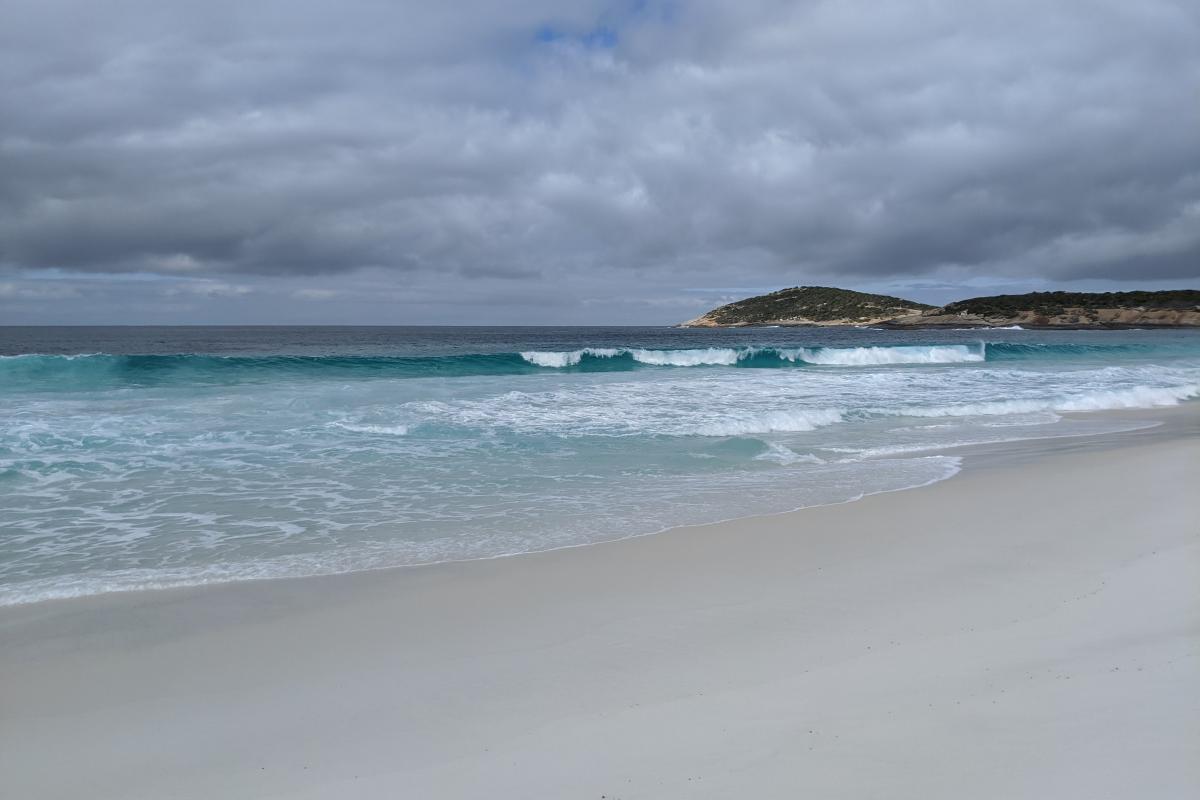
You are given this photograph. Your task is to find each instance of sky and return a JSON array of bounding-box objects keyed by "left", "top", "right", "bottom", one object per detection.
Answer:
[{"left": 2, "top": 0, "right": 1198, "bottom": 325}]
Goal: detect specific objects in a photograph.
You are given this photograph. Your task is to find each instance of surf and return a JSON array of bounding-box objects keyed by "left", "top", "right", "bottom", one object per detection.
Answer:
[{"left": 5, "top": 340, "right": 1194, "bottom": 393}]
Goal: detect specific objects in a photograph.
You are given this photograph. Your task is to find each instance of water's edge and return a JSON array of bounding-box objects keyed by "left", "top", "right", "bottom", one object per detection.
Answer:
[{"left": 3, "top": 409, "right": 1184, "bottom": 609}]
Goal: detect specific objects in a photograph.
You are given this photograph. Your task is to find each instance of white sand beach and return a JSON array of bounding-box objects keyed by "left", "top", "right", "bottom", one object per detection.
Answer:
[{"left": 2, "top": 407, "right": 1198, "bottom": 799}]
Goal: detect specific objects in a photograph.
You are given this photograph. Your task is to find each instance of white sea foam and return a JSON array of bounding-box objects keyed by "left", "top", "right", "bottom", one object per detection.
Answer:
[
  {"left": 331, "top": 422, "right": 410, "bottom": 436},
  {"left": 522, "top": 347, "right": 749, "bottom": 367},
  {"left": 5, "top": 331, "right": 1198, "bottom": 609},
  {"left": 826, "top": 419, "right": 1161, "bottom": 460},
  {"left": 754, "top": 442, "right": 826, "bottom": 465},
  {"left": 628, "top": 347, "right": 743, "bottom": 366},
  {"left": 783, "top": 344, "right": 985, "bottom": 365},
  {"left": 1054, "top": 384, "right": 1200, "bottom": 410},
  {"left": 893, "top": 383, "right": 1199, "bottom": 418},
  {"left": 0, "top": 352, "right": 105, "bottom": 360},
  {"left": 521, "top": 350, "right": 583, "bottom": 367},
  {"left": 519, "top": 348, "right": 620, "bottom": 367},
  {"left": 522, "top": 344, "right": 988, "bottom": 368},
  {"left": 0, "top": 453, "right": 963, "bottom": 607},
  {"left": 694, "top": 408, "right": 844, "bottom": 436}
]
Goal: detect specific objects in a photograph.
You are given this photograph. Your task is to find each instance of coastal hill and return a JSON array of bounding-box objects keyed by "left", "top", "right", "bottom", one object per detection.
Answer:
[
  {"left": 890, "top": 290, "right": 1200, "bottom": 328},
  {"left": 678, "top": 286, "right": 935, "bottom": 327},
  {"left": 679, "top": 287, "right": 1200, "bottom": 328}
]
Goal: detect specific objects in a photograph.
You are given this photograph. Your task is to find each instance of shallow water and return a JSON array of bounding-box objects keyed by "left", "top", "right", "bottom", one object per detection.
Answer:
[{"left": 3, "top": 325, "right": 1198, "bottom": 605}]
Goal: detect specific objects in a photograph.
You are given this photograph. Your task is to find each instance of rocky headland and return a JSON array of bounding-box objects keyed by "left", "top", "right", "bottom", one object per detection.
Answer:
[
  {"left": 679, "top": 286, "right": 935, "bottom": 327},
  {"left": 680, "top": 287, "right": 1200, "bottom": 329}
]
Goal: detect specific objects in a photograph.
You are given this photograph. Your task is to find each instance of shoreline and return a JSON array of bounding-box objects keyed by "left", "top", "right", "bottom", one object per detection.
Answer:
[
  {"left": 0, "top": 406, "right": 1186, "bottom": 611},
  {"left": 2, "top": 405, "right": 1198, "bottom": 798}
]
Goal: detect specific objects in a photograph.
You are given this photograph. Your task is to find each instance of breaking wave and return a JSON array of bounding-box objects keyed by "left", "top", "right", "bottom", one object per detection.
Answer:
[
  {"left": 778, "top": 345, "right": 984, "bottom": 365},
  {"left": 5, "top": 340, "right": 1195, "bottom": 391},
  {"left": 520, "top": 345, "right": 987, "bottom": 368},
  {"left": 4, "top": 325, "right": 1198, "bottom": 609}
]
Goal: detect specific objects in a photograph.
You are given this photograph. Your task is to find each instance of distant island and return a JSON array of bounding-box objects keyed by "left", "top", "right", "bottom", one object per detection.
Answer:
[{"left": 679, "top": 287, "right": 1200, "bottom": 329}]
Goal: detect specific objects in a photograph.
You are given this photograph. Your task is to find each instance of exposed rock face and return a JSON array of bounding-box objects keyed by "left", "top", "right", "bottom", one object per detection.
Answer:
[
  {"left": 679, "top": 286, "right": 934, "bottom": 327},
  {"left": 682, "top": 288, "right": 1200, "bottom": 329}
]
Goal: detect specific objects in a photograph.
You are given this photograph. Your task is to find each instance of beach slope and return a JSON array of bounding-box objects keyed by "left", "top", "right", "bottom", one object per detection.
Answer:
[{"left": 2, "top": 413, "right": 1198, "bottom": 799}]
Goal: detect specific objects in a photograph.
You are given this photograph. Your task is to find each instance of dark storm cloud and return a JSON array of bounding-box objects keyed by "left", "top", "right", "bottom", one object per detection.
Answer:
[{"left": 1, "top": 0, "right": 1198, "bottom": 322}]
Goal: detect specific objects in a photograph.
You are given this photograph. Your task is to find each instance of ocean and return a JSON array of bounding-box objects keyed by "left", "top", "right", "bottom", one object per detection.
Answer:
[{"left": 3, "top": 325, "right": 1199, "bottom": 606}]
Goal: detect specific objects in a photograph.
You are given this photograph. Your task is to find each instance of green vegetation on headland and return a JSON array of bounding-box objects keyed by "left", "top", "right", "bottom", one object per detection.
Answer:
[
  {"left": 942, "top": 290, "right": 1200, "bottom": 317},
  {"left": 679, "top": 286, "right": 934, "bottom": 327},
  {"left": 679, "top": 287, "right": 1200, "bottom": 328}
]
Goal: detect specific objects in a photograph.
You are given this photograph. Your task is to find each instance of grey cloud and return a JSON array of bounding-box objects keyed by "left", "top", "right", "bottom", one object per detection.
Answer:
[{"left": 1, "top": 0, "right": 1199, "bottom": 323}]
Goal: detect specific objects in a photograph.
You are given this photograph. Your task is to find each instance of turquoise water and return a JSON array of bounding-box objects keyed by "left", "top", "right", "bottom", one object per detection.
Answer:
[{"left": 3, "top": 326, "right": 1198, "bottom": 605}]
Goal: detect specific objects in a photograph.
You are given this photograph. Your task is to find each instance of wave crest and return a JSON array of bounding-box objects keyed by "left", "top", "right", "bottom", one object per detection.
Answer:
[
  {"left": 3, "top": 341, "right": 1195, "bottom": 390},
  {"left": 629, "top": 348, "right": 744, "bottom": 366},
  {"left": 519, "top": 344, "right": 987, "bottom": 368},
  {"left": 782, "top": 344, "right": 985, "bottom": 365}
]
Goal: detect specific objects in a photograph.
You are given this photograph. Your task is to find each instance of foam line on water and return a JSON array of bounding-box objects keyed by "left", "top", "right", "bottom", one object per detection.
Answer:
[
  {"left": 780, "top": 344, "right": 986, "bottom": 365},
  {"left": 0, "top": 454, "right": 964, "bottom": 607},
  {"left": 693, "top": 408, "right": 844, "bottom": 436},
  {"left": 330, "top": 422, "right": 410, "bottom": 436},
  {"left": 887, "top": 383, "right": 1200, "bottom": 418}
]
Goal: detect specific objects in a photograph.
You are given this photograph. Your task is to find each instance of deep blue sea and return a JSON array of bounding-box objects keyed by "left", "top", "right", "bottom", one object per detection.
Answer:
[{"left": 3, "top": 325, "right": 1199, "bottom": 605}]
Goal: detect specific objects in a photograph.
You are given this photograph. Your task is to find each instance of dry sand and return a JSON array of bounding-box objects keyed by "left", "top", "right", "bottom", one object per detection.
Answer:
[{"left": 2, "top": 408, "right": 1198, "bottom": 799}]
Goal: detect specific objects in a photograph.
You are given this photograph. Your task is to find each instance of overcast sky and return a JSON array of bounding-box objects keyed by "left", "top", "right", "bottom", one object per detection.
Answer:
[{"left": 2, "top": 0, "right": 1198, "bottom": 324}]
